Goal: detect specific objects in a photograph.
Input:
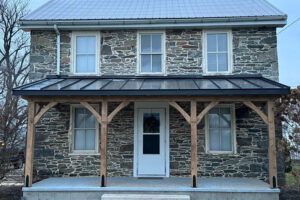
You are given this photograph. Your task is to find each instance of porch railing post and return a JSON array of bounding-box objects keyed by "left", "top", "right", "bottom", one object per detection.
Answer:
[
  {"left": 267, "top": 100, "right": 278, "bottom": 188},
  {"left": 100, "top": 100, "right": 108, "bottom": 187},
  {"left": 24, "top": 101, "right": 36, "bottom": 187},
  {"left": 190, "top": 100, "right": 197, "bottom": 188}
]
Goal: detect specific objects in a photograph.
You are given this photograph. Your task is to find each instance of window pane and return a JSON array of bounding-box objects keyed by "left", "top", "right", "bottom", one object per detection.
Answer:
[
  {"left": 76, "top": 55, "right": 96, "bottom": 73},
  {"left": 209, "top": 129, "right": 220, "bottom": 151},
  {"left": 143, "top": 113, "right": 160, "bottom": 133},
  {"left": 217, "top": 34, "right": 227, "bottom": 52},
  {"left": 74, "top": 129, "right": 85, "bottom": 150},
  {"left": 75, "top": 108, "right": 85, "bottom": 128},
  {"left": 218, "top": 53, "right": 228, "bottom": 71},
  {"left": 219, "top": 108, "right": 231, "bottom": 128},
  {"left": 85, "top": 110, "right": 95, "bottom": 128},
  {"left": 85, "top": 130, "right": 96, "bottom": 150},
  {"left": 76, "top": 36, "right": 95, "bottom": 54},
  {"left": 152, "top": 55, "right": 162, "bottom": 72},
  {"left": 141, "top": 55, "right": 151, "bottom": 72},
  {"left": 207, "top": 34, "right": 217, "bottom": 52},
  {"left": 87, "top": 55, "right": 96, "bottom": 73},
  {"left": 209, "top": 113, "right": 219, "bottom": 128},
  {"left": 152, "top": 34, "right": 161, "bottom": 53},
  {"left": 141, "top": 35, "right": 151, "bottom": 53},
  {"left": 207, "top": 53, "right": 217, "bottom": 72},
  {"left": 143, "top": 135, "right": 160, "bottom": 154},
  {"left": 221, "top": 129, "right": 232, "bottom": 151}
]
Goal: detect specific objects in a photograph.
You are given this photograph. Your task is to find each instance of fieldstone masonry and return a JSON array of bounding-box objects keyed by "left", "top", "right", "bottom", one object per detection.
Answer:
[{"left": 30, "top": 27, "right": 284, "bottom": 185}]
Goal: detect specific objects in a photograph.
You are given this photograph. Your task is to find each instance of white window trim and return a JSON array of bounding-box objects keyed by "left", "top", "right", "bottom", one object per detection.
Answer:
[
  {"left": 71, "top": 31, "right": 101, "bottom": 75},
  {"left": 69, "top": 104, "right": 100, "bottom": 155},
  {"left": 202, "top": 29, "right": 233, "bottom": 75},
  {"left": 137, "top": 30, "right": 166, "bottom": 75},
  {"left": 205, "top": 104, "right": 236, "bottom": 154}
]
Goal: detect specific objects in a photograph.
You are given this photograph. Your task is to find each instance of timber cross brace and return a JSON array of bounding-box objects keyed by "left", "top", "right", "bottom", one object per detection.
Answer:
[
  {"left": 24, "top": 97, "right": 277, "bottom": 189},
  {"left": 169, "top": 100, "right": 278, "bottom": 188}
]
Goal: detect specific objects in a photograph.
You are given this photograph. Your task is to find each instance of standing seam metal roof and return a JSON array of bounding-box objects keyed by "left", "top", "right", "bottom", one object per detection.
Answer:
[
  {"left": 23, "top": 0, "right": 286, "bottom": 21},
  {"left": 12, "top": 75, "right": 290, "bottom": 96}
]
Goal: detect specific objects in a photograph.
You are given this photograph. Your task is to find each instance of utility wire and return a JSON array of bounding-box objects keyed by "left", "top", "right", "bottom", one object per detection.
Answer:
[{"left": 277, "top": 17, "right": 300, "bottom": 35}]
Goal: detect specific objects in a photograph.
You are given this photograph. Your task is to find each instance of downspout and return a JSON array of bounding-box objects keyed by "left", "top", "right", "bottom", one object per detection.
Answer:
[{"left": 54, "top": 24, "right": 60, "bottom": 75}]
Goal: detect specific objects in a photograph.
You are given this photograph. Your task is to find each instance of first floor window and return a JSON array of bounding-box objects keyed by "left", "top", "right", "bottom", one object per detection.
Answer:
[
  {"left": 206, "top": 105, "right": 235, "bottom": 153},
  {"left": 72, "top": 106, "right": 98, "bottom": 152},
  {"left": 139, "top": 32, "right": 164, "bottom": 74},
  {"left": 72, "top": 32, "right": 100, "bottom": 74}
]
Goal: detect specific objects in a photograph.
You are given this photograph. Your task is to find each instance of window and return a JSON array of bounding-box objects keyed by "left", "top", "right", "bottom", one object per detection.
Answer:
[
  {"left": 71, "top": 105, "right": 99, "bottom": 154},
  {"left": 72, "top": 32, "right": 100, "bottom": 74},
  {"left": 138, "top": 32, "right": 165, "bottom": 74},
  {"left": 203, "top": 30, "right": 232, "bottom": 74},
  {"left": 205, "top": 105, "right": 235, "bottom": 153}
]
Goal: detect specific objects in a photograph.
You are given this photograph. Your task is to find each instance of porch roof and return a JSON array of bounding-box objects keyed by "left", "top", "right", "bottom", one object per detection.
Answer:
[{"left": 13, "top": 74, "right": 290, "bottom": 96}]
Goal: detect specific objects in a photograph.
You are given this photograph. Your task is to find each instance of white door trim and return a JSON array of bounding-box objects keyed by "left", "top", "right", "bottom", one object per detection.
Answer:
[{"left": 134, "top": 102, "right": 169, "bottom": 177}]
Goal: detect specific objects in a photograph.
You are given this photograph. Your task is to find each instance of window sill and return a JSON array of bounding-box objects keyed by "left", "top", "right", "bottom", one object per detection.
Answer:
[
  {"left": 69, "top": 152, "right": 100, "bottom": 156},
  {"left": 206, "top": 151, "right": 235, "bottom": 155}
]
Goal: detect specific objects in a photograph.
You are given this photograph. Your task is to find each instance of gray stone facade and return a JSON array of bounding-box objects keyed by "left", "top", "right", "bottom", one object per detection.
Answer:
[
  {"left": 33, "top": 102, "right": 284, "bottom": 186},
  {"left": 29, "top": 27, "right": 278, "bottom": 81},
  {"left": 30, "top": 27, "right": 284, "bottom": 186}
]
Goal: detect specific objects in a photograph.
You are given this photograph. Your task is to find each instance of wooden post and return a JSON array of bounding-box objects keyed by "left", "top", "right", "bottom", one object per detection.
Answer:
[
  {"left": 267, "top": 100, "right": 278, "bottom": 188},
  {"left": 100, "top": 100, "right": 108, "bottom": 187},
  {"left": 24, "top": 101, "right": 35, "bottom": 187},
  {"left": 190, "top": 100, "right": 198, "bottom": 188}
]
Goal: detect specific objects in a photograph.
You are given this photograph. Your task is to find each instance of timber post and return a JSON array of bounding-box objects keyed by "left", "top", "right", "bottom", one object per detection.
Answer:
[
  {"left": 190, "top": 100, "right": 198, "bottom": 188},
  {"left": 100, "top": 100, "right": 108, "bottom": 187}
]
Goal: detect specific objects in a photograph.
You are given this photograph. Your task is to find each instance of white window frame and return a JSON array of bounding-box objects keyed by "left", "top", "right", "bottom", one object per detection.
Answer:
[
  {"left": 205, "top": 104, "right": 236, "bottom": 154},
  {"left": 202, "top": 29, "right": 233, "bottom": 74},
  {"left": 69, "top": 104, "right": 99, "bottom": 155},
  {"left": 137, "top": 31, "right": 166, "bottom": 75},
  {"left": 71, "top": 31, "right": 101, "bottom": 75}
]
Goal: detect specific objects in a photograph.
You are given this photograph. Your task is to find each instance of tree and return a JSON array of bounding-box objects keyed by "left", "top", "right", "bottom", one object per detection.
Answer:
[{"left": 0, "top": 0, "right": 30, "bottom": 179}]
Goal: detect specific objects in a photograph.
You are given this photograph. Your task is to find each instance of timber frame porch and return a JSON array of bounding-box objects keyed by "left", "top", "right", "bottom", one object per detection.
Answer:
[
  {"left": 24, "top": 95, "right": 278, "bottom": 188},
  {"left": 12, "top": 75, "right": 290, "bottom": 189}
]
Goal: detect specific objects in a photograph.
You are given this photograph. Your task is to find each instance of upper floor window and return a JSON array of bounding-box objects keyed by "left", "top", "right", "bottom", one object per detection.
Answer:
[
  {"left": 203, "top": 30, "right": 232, "bottom": 74},
  {"left": 205, "top": 105, "right": 236, "bottom": 154},
  {"left": 72, "top": 32, "right": 100, "bottom": 74},
  {"left": 71, "top": 105, "right": 99, "bottom": 154},
  {"left": 138, "top": 31, "right": 165, "bottom": 74}
]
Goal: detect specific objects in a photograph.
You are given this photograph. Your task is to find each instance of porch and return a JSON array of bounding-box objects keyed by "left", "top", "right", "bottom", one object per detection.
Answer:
[{"left": 22, "top": 177, "right": 280, "bottom": 200}]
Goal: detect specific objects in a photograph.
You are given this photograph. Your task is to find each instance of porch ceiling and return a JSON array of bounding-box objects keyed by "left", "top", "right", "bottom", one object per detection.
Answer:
[{"left": 13, "top": 74, "right": 290, "bottom": 96}]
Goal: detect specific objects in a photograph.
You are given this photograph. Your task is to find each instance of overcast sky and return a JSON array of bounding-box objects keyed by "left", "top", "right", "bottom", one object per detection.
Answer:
[{"left": 28, "top": 0, "right": 300, "bottom": 88}]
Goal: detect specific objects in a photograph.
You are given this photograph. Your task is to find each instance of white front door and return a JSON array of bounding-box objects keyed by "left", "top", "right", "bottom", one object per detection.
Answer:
[{"left": 137, "top": 108, "right": 166, "bottom": 177}]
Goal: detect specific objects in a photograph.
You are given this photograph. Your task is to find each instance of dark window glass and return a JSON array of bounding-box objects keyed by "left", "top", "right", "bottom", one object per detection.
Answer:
[
  {"left": 143, "top": 135, "right": 160, "bottom": 154},
  {"left": 143, "top": 113, "right": 160, "bottom": 133}
]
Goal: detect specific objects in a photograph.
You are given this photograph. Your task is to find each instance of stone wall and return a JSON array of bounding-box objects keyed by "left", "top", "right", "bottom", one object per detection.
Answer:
[
  {"left": 33, "top": 102, "right": 284, "bottom": 185},
  {"left": 29, "top": 27, "right": 278, "bottom": 81}
]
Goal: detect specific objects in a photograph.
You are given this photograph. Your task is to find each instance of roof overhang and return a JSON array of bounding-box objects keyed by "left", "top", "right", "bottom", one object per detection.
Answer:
[
  {"left": 20, "top": 16, "right": 287, "bottom": 31},
  {"left": 13, "top": 75, "right": 290, "bottom": 97}
]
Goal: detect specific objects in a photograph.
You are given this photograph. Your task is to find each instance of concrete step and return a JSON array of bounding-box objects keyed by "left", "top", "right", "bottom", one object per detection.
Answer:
[{"left": 102, "top": 194, "right": 190, "bottom": 200}]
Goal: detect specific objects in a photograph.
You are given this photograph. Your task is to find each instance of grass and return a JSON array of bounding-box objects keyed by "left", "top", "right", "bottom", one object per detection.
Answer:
[{"left": 285, "top": 165, "right": 300, "bottom": 189}]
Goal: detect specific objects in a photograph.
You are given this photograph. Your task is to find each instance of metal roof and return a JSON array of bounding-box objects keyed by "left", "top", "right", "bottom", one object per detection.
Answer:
[
  {"left": 23, "top": 0, "right": 285, "bottom": 21},
  {"left": 13, "top": 75, "right": 290, "bottom": 96}
]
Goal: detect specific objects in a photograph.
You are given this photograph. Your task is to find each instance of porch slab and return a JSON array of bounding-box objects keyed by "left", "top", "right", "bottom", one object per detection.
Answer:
[{"left": 23, "top": 177, "right": 279, "bottom": 193}]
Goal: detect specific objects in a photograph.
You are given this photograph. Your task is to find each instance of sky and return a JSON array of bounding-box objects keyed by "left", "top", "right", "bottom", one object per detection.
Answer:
[{"left": 29, "top": 0, "right": 300, "bottom": 88}]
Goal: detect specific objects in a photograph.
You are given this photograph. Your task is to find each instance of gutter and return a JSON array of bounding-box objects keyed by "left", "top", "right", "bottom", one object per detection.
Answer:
[
  {"left": 54, "top": 24, "right": 60, "bottom": 75},
  {"left": 20, "top": 16, "right": 287, "bottom": 30}
]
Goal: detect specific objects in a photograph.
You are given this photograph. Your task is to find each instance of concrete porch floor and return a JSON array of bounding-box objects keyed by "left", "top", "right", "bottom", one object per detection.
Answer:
[{"left": 23, "top": 177, "right": 279, "bottom": 193}]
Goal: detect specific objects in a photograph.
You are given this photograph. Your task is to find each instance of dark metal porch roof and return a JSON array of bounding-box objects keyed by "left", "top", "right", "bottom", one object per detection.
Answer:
[{"left": 13, "top": 74, "right": 290, "bottom": 96}]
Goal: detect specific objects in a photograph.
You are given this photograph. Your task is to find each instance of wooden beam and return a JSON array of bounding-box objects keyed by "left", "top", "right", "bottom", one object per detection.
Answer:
[
  {"left": 34, "top": 102, "right": 58, "bottom": 125},
  {"left": 190, "top": 100, "right": 198, "bottom": 188},
  {"left": 24, "top": 101, "right": 35, "bottom": 187},
  {"left": 100, "top": 101, "right": 108, "bottom": 187},
  {"left": 22, "top": 95, "right": 277, "bottom": 103},
  {"left": 169, "top": 102, "right": 191, "bottom": 124},
  {"left": 80, "top": 102, "right": 103, "bottom": 125},
  {"left": 196, "top": 101, "right": 219, "bottom": 125},
  {"left": 243, "top": 101, "right": 268, "bottom": 125},
  {"left": 107, "top": 101, "right": 130, "bottom": 123},
  {"left": 267, "top": 100, "right": 278, "bottom": 188}
]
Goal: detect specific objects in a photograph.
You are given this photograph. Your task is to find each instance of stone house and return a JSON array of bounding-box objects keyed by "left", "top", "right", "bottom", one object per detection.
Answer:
[{"left": 14, "top": 0, "right": 291, "bottom": 200}]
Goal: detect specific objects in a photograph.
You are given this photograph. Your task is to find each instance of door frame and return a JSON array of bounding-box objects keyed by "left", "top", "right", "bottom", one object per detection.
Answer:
[{"left": 134, "top": 102, "right": 170, "bottom": 177}]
